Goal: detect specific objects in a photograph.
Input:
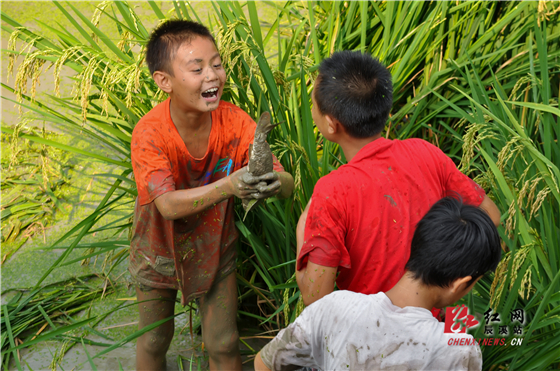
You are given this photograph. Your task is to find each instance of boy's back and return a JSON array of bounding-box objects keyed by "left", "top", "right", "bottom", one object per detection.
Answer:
[
  {"left": 260, "top": 290, "right": 481, "bottom": 370},
  {"left": 295, "top": 50, "right": 500, "bottom": 307},
  {"left": 298, "top": 137, "right": 485, "bottom": 295}
]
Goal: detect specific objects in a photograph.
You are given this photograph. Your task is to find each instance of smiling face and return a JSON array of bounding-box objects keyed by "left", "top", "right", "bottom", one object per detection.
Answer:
[{"left": 166, "top": 36, "right": 226, "bottom": 114}]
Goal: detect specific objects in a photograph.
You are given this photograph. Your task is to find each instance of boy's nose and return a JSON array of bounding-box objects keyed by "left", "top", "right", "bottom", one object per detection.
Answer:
[{"left": 206, "top": 67, "right": 219, "bottom": 81}]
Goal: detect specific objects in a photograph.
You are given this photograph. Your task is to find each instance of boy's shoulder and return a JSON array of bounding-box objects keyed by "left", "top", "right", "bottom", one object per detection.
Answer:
[
  {"left": 133, "top": 98, "right": 171, "bottom": 136},
  {"left": 311, "top": 291, "right": 387, "bottom": 313}
]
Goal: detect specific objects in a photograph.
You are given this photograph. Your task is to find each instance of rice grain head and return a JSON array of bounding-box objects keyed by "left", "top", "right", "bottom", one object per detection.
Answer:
[
  {"left": 527, "top": 176, "right": 543, "bottom": 211},
  {"left": 529, "top": 187, "right": 551, "bottom": 221},
  {"left": 496, "top": 137, "right": 521, "bottom": 172},
  {"left": 91, "top": 1, "right": 111, "bottom": 30},
  {"left": 459, "top": 123, "right": 495, "bottom": 173},
  {"left": 510, "top": 246, "right": 531, "bottom": 291},
  {"left": 519, "top": 265, "right": 533, "bottom": 300},
  {"left": 504, "top": 199, "right": 518, "bottom": 239},
  {"left": 54, "top": 47, "right": 84, "bottom": 97},
  {"left": 80, "top": 57, "right": 104, "bottom": 122},
  {"left": 14, "top": 46, "right": 49, "bottom": 111},
  {"left": 490, "top": 252, "right": 511, "bottom": 309},
  {"left": 7, "top": 28, "right": 26, "bottom": 78}
]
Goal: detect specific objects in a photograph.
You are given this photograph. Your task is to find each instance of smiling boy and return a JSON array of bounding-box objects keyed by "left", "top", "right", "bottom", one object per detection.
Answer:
[{"left": 129, "top": 20, "right": 293, "bottom": 370}]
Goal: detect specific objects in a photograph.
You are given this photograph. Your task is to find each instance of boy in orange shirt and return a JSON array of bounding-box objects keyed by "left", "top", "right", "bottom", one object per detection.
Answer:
[{"left": 130, "top": 20, "right": 294, "bottom": 370}]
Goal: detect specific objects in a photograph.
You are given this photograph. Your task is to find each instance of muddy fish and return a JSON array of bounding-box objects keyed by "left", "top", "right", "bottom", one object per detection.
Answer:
[{"left": 242, "top": 111, "right": 278, "bottom": 218}]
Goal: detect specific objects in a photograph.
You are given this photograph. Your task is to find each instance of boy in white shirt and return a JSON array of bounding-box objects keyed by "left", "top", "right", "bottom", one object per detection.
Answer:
[{"left": 255, "top": 197, "right": 501, "bottom": 370}]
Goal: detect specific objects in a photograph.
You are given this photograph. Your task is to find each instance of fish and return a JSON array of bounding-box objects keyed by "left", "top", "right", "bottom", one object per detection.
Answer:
[{"left": 242, "top": 111, "right": 278, "bottom": 219}]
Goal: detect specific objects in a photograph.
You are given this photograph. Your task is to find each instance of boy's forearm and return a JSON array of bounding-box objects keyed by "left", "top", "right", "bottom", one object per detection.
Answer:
[
  {"left": 154, "top": 177, "right": 233, "bottom": 220},
  {"left": 297, "top": 261, "right": 337, "bottom": 306}
]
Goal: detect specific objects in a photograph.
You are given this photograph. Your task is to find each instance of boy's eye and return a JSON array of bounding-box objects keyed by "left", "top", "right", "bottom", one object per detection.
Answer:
[{"left": 214, "top": 63, "right": 222, "bottom": 68}]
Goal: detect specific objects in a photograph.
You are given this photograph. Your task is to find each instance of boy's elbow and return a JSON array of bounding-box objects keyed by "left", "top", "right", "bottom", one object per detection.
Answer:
[
  {"left": 254, "top": 352, "right": 271, "bottom": 371},
  {"left": 480, "top": 195, "right": 501, "bottom": 227},
  {"left": 154, "top": 194, "right": 178, "bottom": 220}
]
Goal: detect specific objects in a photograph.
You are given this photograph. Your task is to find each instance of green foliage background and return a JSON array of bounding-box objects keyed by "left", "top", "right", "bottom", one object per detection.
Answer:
[{"left": 1, "top": 1, "right": 559, "bottom": 369}]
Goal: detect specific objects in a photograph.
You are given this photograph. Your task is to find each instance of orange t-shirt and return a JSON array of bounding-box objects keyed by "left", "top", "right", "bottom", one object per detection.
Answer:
[{"left": 129, "top": 98, "right": 283, "bottom": 303}]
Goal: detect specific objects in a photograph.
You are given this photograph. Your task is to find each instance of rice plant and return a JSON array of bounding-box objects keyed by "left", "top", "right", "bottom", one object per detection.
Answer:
[
  {"left": 1, "top": 127, "right": 71, "bottom": 263},
  {"left": 435, "top": 24, "right": 560, "bottom": 368},
  {"left": 1, "top": 1, "right": 559, "bottom": 368}
]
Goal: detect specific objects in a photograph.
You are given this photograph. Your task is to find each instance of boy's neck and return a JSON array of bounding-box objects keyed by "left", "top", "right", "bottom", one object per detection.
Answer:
[
  {"left": 338, "top": 133, "right": 382, "bottom": 162},
  {"left": 385, "top": 272, "right": 441, "bottom": 311},
  {"left": 169, "top": 98, "right": 212, "bottom": 132}
]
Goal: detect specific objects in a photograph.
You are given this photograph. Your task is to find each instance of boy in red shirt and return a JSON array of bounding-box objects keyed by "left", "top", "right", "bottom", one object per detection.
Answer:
[
  {"left": 296, "top": 51, "right": 500, "bottom": 308},
  {"left": 130, "top": 20, "right": 293, "bottom": 370}
]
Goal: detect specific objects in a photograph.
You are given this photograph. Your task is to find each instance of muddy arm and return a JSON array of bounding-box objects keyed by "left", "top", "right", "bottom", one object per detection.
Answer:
[
  {"left": 154, "top": 167, "right": 256, "bottom": 220},
  {"left": 295, "top": 201, "right": 337, "bottom": 306},
  {"left": 296, "top": 261, "right": 337, "bottom": 307}
]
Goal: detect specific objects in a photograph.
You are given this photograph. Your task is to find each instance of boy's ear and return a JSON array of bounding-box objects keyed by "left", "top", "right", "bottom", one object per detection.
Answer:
[
  {"left": 153, "top": 71, "right": 173, "bottom": 94},
  {"left": 450, "top": 276, "right": 476, "bottom": 294},
  {"left": 325, "top": 115, "right": 340, "bottom": 135}
]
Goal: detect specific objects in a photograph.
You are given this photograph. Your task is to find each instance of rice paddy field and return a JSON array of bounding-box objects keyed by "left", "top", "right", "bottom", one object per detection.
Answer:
[{"left": 1, "top": 1, "right": 559, "bottom": 370}]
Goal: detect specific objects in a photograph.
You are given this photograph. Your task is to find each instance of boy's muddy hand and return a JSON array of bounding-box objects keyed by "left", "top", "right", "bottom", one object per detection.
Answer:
[
  {"left": 253, "top": 182, "right": 281, "bottom": 200},
  {"left": 242, "top": 171, "right": 277, "bottom": 185},
  {"left": 227, "top": 167, "right": 259, "bottom": 199},
  {"left": 248, "top": 172, "right": 281, "bottom": 199}
]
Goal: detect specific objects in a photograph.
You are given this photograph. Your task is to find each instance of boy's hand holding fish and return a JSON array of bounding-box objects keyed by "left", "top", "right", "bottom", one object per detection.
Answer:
[
  {"left": 225, "top": 168, "right": 281, "bottom": 200},
  {"left": 242, "top": 171, "right": 282, "bottom": 199}
]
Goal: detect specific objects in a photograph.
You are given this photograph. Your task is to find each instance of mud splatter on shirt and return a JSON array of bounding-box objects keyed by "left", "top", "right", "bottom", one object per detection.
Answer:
[
  {"left": 129, "top": 99, "right": 283, "bottom": 304},
  {"left": 260, "top": 291, "right": 482, "bottom": 370}
]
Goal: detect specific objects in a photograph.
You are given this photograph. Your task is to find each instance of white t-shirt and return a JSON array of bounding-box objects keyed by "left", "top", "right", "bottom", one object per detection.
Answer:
[{"left": 260, "top": 291, "right": 482, "bottom": 370}]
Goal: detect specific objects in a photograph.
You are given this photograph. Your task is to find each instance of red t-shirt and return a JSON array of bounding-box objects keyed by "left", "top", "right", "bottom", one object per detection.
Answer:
[
  {"left": 297, "top": 138, "right": 486, "bottom": 296},
  {"left": 129, "top": 99, "right": 283, "bottom": 303}
]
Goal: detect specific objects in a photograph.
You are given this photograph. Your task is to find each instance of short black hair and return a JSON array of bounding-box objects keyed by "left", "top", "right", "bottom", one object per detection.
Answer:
[
  {"left": 314, "top": 51, "right": 393, "bottom": 138},
  {"left": 146, "top": 19, "right": 216, "bottom": 76},
  {"left": 405, "top": 197, "right": 501, "bottom": 288}
]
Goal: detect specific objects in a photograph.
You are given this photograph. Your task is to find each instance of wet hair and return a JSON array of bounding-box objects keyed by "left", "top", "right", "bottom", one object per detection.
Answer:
[
  {"left": 314, "top": 51, "right": 393, "bottom": 138},
  {"left": 146, "top": 19, "right": 216, "bottom": 76},
  {"left": 405, "top": 196, "right": 501, "bottom": 288}
]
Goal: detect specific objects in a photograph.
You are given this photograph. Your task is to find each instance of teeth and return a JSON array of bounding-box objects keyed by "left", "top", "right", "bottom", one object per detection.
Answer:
[{"left": 203, "top": 88, "right": 218, "bottom": 93}]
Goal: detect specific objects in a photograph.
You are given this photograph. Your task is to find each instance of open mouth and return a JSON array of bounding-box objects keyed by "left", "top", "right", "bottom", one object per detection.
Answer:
[{"left": 201, "top": 87, "right": 219, "bottom": 99}]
